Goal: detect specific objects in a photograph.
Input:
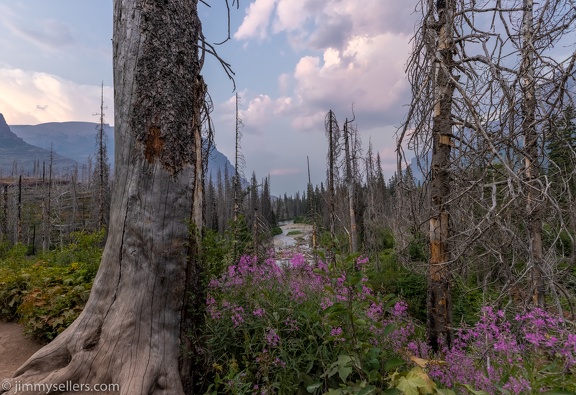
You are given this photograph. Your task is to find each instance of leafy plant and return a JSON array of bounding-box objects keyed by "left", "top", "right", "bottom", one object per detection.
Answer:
[
  {"left": 0, "top": 231, "right": 103, "bottom": 342},
  {"left": 204, "top": 252, "right": 418, "bottom": 394}
]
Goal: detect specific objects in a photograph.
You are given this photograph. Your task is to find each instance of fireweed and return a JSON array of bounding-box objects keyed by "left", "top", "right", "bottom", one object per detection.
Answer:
[
  {"left": 204, "top": 253, "right": 416, "bottom": 394},
  {"left": 425, "top": 306, "right": 576, "bottom": 394}
]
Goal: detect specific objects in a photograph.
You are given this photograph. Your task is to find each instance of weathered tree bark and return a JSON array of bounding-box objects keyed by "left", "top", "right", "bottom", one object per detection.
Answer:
[
  {"left": 427, "top": 0, "right": 456, "bottom": 352},
  {"left": 2, "top": 1, "right": 205, "bottom": 394},
  {"left": 16, "top": 175, "right": 21, "bottom": 244},
  {"left": 343, "top": 119, "right": 358, "bottom": 253},
  {"left": 521, "top": 0, "right": 545, "bottom": 307},
  {"left": 325, "top": 110, "right": 340, "bottom": 264}
]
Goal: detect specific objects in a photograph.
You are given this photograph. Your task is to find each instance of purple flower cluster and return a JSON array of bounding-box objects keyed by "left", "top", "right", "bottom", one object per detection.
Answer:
[
  {"left": 207, "top": 253, "right": 416, "bottom": 358},
  {"left": 427, "top": 306, "right": 576, "bottom": 394}
]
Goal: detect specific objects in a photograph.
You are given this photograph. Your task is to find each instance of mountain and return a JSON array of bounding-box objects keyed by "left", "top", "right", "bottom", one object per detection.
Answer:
[
  {"left": 0, "top": 114, "right": 76, "bottom": 176},
  {"left": 8, "top": 118, "right": 236, "bottom": 181},
  {"left": 10, "top": 121, "right": 113, "bottom": 164}
]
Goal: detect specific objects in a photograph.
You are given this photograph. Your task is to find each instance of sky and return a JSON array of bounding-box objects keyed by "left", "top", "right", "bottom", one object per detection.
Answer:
[{"left": 0, "top": 0, "right": 418, "bottom": 196}]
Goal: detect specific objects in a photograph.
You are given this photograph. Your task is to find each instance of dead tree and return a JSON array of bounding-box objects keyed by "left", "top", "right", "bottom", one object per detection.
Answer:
[
  {"left": 93, "top": 81, "right": 111, "bottom": 230},
  {"left": 520, "top": 0, "right": 544, "bottom": 306},
  {"left": 4, "top": 1, "right": 215, "bottom": 394},
  {"left": 16, "top": 175, "right": 22, "bottom": 244},
  {"left": 325, "top": 109, "right": 341, "bottom": 262},
  {"left": 232, "top": 92, "right": 245, "bottom": 261},
  {"left": 343, "top": 117, "right": 359, "bottom": 253},
  {"left": 399, "top": 0, "right": 576, "bottom": 329}
]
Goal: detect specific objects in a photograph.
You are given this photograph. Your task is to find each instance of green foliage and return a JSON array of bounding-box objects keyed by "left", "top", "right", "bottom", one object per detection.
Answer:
[
  {"left": 292, "top": 216, "right": 313, "bottom": 225},
  {"left": 366, "top": 251, "right": 427, "bottom": 323},
  {"left": 407, "top": 240, "right": 427, "bottom": 262},
  {"left": 287, "top": 230, "right": 303, "bottom": 236},
  {"left": 204, "top": 253, "right": 418, "bottom": 395},
  {"left": 271, "top": 226, "right": 283, "bottom": 236},
  {"left": 388, "top": 367, "right": 454, "bottom": 395},
  {"left": 202, "top": 228, "right": 230, "bottom": 281},
  {"left": 318, "top": 230, "right": 349, "bottom": 255},
  {"left": 0, "top": 231, "right": 103, "bottom": 343},
  {"left": 202, "top": 215, "right": 259, "bottom": 281},
  {"left": 451, "top": 282, "right": 485, "bottom": 326}
]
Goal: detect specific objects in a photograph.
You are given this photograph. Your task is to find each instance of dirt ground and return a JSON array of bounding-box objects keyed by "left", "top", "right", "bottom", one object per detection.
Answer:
[
  {"left": 0, "top": 322, "right": 120, "bottom": 394},
  {"left": 0, "top": 322, "right": 42, "bottom": 382}
]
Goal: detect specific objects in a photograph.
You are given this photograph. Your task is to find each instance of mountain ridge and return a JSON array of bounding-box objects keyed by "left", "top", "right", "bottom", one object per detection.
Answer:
[
  {"left": 5, "top": 116, "right": 236, "bottom": 182},
  {"left": 0, "top": 114, "right": 77, "bottom": 176}
]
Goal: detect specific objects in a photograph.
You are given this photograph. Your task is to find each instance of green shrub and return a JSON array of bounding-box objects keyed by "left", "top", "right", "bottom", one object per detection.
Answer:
[
  {"left": 0, "top": 231, "right": 103, "bottom": 343},
  {"left": 286, "top": 230, "right": 302, "bottom": 236},
  {"left": 203, "top": 252, "right": 419, "bottom": 394},
  {"left": 366, "top": 250, "right": 427, "bottom": 323}
]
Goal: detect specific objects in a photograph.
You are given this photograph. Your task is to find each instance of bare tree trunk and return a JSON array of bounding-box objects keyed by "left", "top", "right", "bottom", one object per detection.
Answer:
[
  {"left": 42, "top": 147, "right": 53, "bottom": 250},
  {"left": 307, "top": 156, "right": 318, "bottom": 249},
  {"left": 1, "top": 185, "right": 7, "bottom": 240},
  {"left": 4, "top": 1, "right": 205, "bottom": 394},
  {"left": 344, "top": 119, "right": 358, "bottom": 253},
  {"left": 325, "top": 110, "right": 340, "bottom": 263},
  {"left": 427, "top": 0, "right": 456, "bottom": 352},
  {"left": 96, "top": 82, "right": 110, "bottom": 230},
  {"left": 521, "top": 0, "right": 545, "bottom": 307},
  {"left": 16, "top": 175, "right": 22, "bottom": 244},
  {"left": 232, "top": 92, "right": 243, "bottom": 261}
]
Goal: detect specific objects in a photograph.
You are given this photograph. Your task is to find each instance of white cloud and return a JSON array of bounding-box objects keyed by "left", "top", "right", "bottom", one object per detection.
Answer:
[
  {"left": 234, "top": 0, "right": 277, "bottom": 41},
  {"left": 236, "top": 0, "right": 415, "bottom": 50},
  {"left": 289, "top": 33, "right": 410, "bottom": 130},
  {"left": 0, "top": 68, "right": 113, "bottom": 125},
  {"left": 273, "top": 0, "right": 309, "bottom": 33},
  {"left": 232, "top": 93, "right": 297, "bottom": 134},
  {"left": 233, "top": 0, "right": 414, "bottom": 132}
]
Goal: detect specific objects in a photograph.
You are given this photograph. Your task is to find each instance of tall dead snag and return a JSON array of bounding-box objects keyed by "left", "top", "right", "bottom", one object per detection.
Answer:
[
  {"left": 520, "top": 0, "right": 545, "bottom": 307},
  {"left": 3, "top": 1, "right": 206, "bottom": 394},
  {"left": 93, "top": 82, "right": 111, "bottom": 230},
  {"left": 399, "top": 0, "right": 457, "bottom": 352},
  {"left": 343, "top": 117, "right": 358, "bottom": 253},
  {"left": 16, "top": 175, "right": 22, "bottom": 244},
  {"left": 325, "top": 109, "right": 340, "bottom": 263},
  {"left": 232, "top": 92, "right": 245, "bottom": 261},
  {"left": 427, "top": 0, "right": 456, "bottom": 352}
]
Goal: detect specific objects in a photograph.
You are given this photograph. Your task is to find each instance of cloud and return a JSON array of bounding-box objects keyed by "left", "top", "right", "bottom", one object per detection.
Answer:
[
  {"left": 234, "top": 0, "right": 276, "bottom": 41},
  {"left": 0, "top": 3, "right": 74, "bottom": 52},
  {"left": 223, "top": 93, "right": 296, "bottom": 135},
  {"left": 233, "top": 0, "right": 414, "bottom": 132},
  {"left": 0, "top": 68, "right": 113, "bottom": 125},
  {"left": 236, "top": 0, "right": 416, "bottom": 51},
  {"left": 15, "top": 19, "right": 75, "bottom": 50},
  {"left": 288, "top": 33, "right": 410, "bottom": 130}
]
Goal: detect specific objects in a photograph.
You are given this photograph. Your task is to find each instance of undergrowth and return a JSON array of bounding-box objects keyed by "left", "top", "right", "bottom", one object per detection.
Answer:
[{"left": 0, "top": 230, "right": 104, "bottom": 343}]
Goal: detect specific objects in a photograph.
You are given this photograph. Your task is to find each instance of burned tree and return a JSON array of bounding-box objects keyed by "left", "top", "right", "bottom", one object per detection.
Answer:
[
  {"left": 325, "top": 109, "right": 341, "bottom": 262},
  {"left": 399, "top": 0, "right": 458, "bottom": 351},
  {"left": 2, "top": 0, "right": 225, "bottom": 394},
  {"left": 399, "top": 0, "right": 576, "bottom": 346},
  {"left": 93, "top": 82, "right": 111, "bottom": 230}
]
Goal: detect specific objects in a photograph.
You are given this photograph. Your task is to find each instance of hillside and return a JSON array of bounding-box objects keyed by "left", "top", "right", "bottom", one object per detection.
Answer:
[
  {"left": 0, "top": 114, "right": 76, "bottom": 176},
  {"left": 7, "top": 118, "right": 237, "bottom": 181}
]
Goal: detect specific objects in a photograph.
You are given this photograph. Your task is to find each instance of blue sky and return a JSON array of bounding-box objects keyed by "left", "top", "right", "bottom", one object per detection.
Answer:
[{"left": 0, "top": 0, "right": 417, "bottom": 195}]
